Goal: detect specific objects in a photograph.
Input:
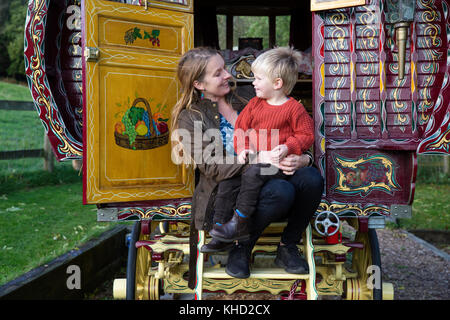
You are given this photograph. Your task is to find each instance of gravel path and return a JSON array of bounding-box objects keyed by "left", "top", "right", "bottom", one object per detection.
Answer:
[{"left": 377, "top": 228, "right": 449, "bottom": 300}]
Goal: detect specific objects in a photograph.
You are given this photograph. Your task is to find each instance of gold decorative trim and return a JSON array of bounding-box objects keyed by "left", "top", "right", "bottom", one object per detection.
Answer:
[{"left": 318, "top": 200, "right": 390, "bottom": 216}]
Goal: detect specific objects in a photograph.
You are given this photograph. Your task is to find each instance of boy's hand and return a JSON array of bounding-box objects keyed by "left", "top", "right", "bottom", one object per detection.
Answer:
[
  {"left": 270, "top": 144, "right": 288, "bottom": 163},
  {"left": 238, "top": 149, "right": 255, "bottom": 164},
  {"left": 257, "top": 150, "right": 272, "bottom": 164}
]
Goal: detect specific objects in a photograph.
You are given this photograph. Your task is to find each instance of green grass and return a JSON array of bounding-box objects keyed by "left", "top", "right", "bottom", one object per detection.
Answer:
[
  {"left": 0, "top": 80, "right": 32, "bottom": 101},
  {"left": 0, "top": 161, "right": 120, "bottom": 286},
  {"left": 0, "top": 179, "right": 118, "bottom": 285},
  {"left": 399, "top": 183, "right": 450, "bottom": 231},
  {"left": 0, "top": 81, "right": 116, "bottom": 286},
  {"left": 0, "top": 80, "right": 42, "bottom": 151},
  {"left": 0, "top": 161, "right": 81, "bottom": 194},
  {"left": 0, "top": 109, "right": 45, "bottom": 151}
]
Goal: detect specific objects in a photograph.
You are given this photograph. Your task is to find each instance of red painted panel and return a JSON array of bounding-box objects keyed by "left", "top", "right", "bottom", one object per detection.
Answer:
[
  {"left": 24, "top": 0, "right": 83, "bottom": 160},
  {"left": 325, "top": 149, "right": 414, "bottom": 205}
]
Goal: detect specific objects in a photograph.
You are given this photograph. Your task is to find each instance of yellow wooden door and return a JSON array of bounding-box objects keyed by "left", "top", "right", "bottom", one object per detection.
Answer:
[{"left": 83, "top": 0, "right": 194, "bottom": 204}]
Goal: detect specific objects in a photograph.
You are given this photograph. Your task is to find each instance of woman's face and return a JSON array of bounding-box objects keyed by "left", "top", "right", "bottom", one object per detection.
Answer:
[{"left": 195, "top": 54, "right": 231, "bottom": 101}]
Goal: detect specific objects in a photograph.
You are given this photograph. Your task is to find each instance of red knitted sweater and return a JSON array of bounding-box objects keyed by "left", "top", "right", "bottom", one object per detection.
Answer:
[{"left": 233, "top": 97, "right": 314, "bottom": 155}]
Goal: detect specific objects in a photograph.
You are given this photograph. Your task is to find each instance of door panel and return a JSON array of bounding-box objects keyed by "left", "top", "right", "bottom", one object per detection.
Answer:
[
  {"left": 313, "top": 0, "right": 449, "bottom": 215},
  {"left": 98, "top": 17, "right": 185, "bottom": 54},
  {"left": 82, "top": 0, "right": 194, "bottom": 204},
  {"left": 118, "top": 0, "right": 192, "bottom": 13},
  {"left": 325, "top": 149, "right": 413, "bottom": 206}
]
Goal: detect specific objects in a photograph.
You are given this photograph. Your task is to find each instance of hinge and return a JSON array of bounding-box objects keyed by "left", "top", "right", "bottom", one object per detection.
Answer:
[
  {"left": 139, "top": 0, "right": 149, "bottom": 10},
  {"left": 390, "top": 204, "right": 412, "bottom": 219},
  {"left": 84, "top": 47, "right": 100, "bottom": 62},
  {"left": 97, "top": 207, "right": 118, "bottom": 221}
]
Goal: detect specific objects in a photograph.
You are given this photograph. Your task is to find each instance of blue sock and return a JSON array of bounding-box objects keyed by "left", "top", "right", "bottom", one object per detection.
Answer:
[{"left": 235, "top": 209, "right": 247, "bottom": 218}]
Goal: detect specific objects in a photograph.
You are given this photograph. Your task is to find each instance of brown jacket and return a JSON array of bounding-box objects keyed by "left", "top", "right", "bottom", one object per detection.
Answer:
[{"left": 177, "top": 86, "right": 254, "bottom": 230}]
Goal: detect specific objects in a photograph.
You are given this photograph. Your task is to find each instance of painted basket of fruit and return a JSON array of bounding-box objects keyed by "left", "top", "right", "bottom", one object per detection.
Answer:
[{"left": 114, "top": 97, "right": 169, "bottom": 150}]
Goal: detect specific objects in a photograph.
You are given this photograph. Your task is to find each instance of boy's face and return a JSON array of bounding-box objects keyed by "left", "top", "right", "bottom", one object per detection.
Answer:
[{"left": 252, "top": 70, "right": 280, "bottom": 100}]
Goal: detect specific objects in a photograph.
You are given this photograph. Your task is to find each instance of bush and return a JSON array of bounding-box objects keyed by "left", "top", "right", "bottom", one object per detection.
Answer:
[
  {"left": 0, "top": 34, "right": 10, "bottom": 77},
  {"left": 0, "top": 0, "right": 27, "bottom": 81}
]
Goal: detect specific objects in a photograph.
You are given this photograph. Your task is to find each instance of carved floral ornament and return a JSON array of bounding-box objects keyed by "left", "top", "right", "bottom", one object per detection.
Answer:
[{"left": 332, "top": 153, "right": 401, "bottom": 196}]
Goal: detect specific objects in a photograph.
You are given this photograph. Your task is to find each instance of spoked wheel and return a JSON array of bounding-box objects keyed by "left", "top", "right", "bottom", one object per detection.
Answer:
[
  {"left": 126, "top": 221, "right": 160, "bottom": 300},
  {"left": 126, "top": 221, "right": 140, "bottom": 300},
  {"left": 346, "top": 229, "right": 382, "bottom": 300}
]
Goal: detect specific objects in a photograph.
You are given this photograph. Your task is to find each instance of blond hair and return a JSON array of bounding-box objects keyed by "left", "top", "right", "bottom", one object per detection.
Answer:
[
  {"left": 251, "top": 47, "right": 301, "bottom": 95},
  {"left": 170, "top": 47, "right": 220, "bottom": 165},
  {"left": 170, "top": 47, "right": 219, "bottom": 131}
]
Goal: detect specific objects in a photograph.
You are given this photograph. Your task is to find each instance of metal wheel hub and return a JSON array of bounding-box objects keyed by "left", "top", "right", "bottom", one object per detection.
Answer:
[{"left": 314, "top": 211, "right": 340, "bottom": 236}]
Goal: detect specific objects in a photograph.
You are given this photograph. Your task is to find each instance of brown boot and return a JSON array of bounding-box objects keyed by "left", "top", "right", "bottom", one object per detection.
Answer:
[
  {"left": 200, "top": 238, "right": 234, "bottom": 253},
  {"left": 209, "top": 210, "right": 250, "bottom": 242}
]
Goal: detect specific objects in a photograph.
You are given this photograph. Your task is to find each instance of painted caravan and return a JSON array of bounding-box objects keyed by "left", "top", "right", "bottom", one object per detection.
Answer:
[{"left": 24, "top": 0, "right": 449, "bottom": 300}]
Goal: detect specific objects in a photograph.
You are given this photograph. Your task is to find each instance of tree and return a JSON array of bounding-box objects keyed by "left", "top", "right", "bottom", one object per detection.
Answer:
[
  {"left": 276, "top": 16, "right": 290, "bottom": 47},
  {"left": 0, "top": 0, "right": 10, "bottom": 27},
  {"left": 240, "top": 16, "right": 268, "bottom": 48},
  {"left": 1, "top": 0, "right": 27, "bottom": 80},
  {"left": 0, "top": 0, "right": 11, "bottom": 77},
  {"left": 0, "top": 33, "right": 10, "bottom": 77},
  {"left": 217, "top": 15, "right": 291, "bottom": 50}
]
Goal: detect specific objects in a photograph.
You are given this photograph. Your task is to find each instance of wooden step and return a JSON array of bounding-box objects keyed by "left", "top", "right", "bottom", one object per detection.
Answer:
[{"left": 203, "top": 267, "right": 311, "bottom": 280}]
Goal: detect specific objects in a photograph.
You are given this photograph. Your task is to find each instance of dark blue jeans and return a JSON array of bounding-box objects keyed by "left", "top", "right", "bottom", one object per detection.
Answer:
[
  {"left": 213, "top": 163, "right": 287, "bottom": 224},
  {"left": 245, "top": 166, "right": 324, "bottom": 247}
]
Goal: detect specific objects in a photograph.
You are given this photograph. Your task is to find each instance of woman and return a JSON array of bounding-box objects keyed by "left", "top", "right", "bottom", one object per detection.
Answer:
[{"left": 171, "top": 47, "right": 324, "bottom": 280}]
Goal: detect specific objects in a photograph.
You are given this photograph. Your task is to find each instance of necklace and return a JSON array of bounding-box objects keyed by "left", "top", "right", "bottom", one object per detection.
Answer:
[{"left": 218, "top": 101, "right": 238, "bottom": 126}]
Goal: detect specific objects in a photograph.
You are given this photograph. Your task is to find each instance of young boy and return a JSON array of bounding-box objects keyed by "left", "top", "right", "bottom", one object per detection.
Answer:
[{"left": 205, "top": 47, "right": 314, "bottom": 250}]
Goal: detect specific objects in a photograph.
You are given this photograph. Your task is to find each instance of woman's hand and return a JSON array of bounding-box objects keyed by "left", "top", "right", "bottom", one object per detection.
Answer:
[{"left": 278, "top": 154, "right": 311, "bottom": 175}]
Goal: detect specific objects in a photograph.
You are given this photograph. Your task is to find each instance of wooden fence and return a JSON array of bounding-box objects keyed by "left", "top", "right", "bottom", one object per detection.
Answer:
[
  {"left": 0, "top": 100, "right": 36, "bottom": 111},
  {"left": 0, "top": 100, "right": 55, "bottom": 171}
]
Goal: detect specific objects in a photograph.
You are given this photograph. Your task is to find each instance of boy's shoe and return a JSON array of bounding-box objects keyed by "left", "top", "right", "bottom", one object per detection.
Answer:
[
  {"left": 200, "top": 238, "right": 234, "bottom": 253},
  {"left": 274, "top": 243, "right": 309, "bottom": 274},
  {"left": 209, "top": 210, "right": 250, "bottom": 242},
  {"left": 225, "top": 242, "right": 252, "bottom": 278}
]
